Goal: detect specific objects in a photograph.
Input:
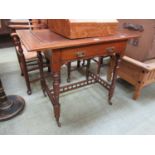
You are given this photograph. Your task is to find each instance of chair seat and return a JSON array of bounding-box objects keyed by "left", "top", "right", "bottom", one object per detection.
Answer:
[
  {"left": 16, "top": 45, "right": 37, "bottom": 60},
  {"left": 22, "top": 45, "right": 37, "bottom": 60}
]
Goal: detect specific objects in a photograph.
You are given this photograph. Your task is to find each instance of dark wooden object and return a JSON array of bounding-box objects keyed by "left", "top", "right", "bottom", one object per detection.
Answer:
[
  {"left": 11, "top": 33, "right": 50, "bottom": 95},
  {"left": 0, "top": 79, "right": 25, "bottom": 121},
  {"left": 16, "top": 29, "right": 140, "bottom": 126},
  {"left": 0, "top": 19, "right": 10, "bottom": 35},
  {"left": 9, "top": 21, "right": 50, "bottom": 95},
  {"left": 9, "top": 19, "right": 48, "bottom": 32},
  {"left": 9, "top": 20, "right": 73, "bottom": 87}
]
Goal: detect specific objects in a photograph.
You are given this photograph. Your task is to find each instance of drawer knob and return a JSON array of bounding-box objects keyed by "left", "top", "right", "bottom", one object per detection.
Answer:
[
  {"left": 106, "top": 47, "right": 115, "bottom": 53},
  {"left": 76, "top": 51, "right": 85, "bottom": 58}
]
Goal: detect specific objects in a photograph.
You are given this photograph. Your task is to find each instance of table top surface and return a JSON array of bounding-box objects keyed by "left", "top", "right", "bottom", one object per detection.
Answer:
[{"left": 16, "top": 29, "right": 141, "bottom": 52}]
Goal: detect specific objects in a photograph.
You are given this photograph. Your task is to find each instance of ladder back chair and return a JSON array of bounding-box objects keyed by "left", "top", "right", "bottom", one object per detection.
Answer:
[{"left": 9, "top": 19, "right": 50, "bottom": 95}]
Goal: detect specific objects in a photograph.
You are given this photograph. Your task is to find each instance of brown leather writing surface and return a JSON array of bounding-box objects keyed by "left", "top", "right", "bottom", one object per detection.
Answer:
[{"left": 16, "top": 29, "right": 140, "bottom": 52}]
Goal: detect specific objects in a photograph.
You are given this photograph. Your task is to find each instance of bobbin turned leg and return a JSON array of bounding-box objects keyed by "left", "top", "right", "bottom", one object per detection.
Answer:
[
  {"left": 53, "top": 72, "right": 61, "bottom": 127},
  {"left": 51, "top": 50, "right": 61, "bottom": 127},
  {"left": 108, "top": 54, "right": 121, "bottom": 105}
]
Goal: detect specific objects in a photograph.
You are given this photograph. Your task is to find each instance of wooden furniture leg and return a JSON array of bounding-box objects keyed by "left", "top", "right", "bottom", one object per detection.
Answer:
[
  {"left": 0, "top": 79, "right": 25, "bottom": 121},
  {"left": 133, "top": 85, "right": 142, "bottom": 100},
  {"left": 37, "top": 52, "right": 46, "bottom": 97},
  {"left": 108, "top": 54, "right": 121, "bottom": 105},
  {"left": 51, "top": 51, "right": 61, "bottom": 127},
  {"left": 37, "top": 51, "right": 61, "bottom": 126},
  {"left": 19, "top": 47, "right": 32, "bottom": 95},
  {"left": 18, "top": 57, "right": 32, "bottom": 95},
  {"left": 107, "top": 56, "right": 114, "bottom": 81},
  {"left": 67, "top": 62, "right": 71, "bottom": 82},
  {"left": 46, "top": 58, "right": 51, "bottom": 73},
  {"left": 97, "top": 57, "right": 103, "bottom": 75},
  {"left": 53, "top": 72, "right": 61, "bottom": 127},
  {"left": 67, "top": 59, "right": 89, "bottom": 83},
  {"left": 16, "top": 52, "right": 24, "bottom": 76},
  {"left": 77, "top": 60, "right": 81, "bottom": 68},
  {"left": 86, "top": 59, "right": 91, "bottom": 80},
  {"left": 15, "top": 36, "right": 32, "bottom": 95}
]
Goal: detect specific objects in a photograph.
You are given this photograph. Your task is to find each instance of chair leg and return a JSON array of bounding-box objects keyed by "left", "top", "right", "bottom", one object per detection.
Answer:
[
  {"left": 100, "top": 57, "right": 104, "bottom": 65},
  {"left": 82, "top": 60, "right": 86, "bottom": 66},
  {"left": 67, "top": 62, "right": 71, "bottom": 82},
  {"left": 20, "top": 63, "right": 24, "bottom": 76},
  {"left": 77, "top": 60, "right": 81, "bottom": 68},
  {"left": 97, "top": 57, "right": 103, "bottom": 75},
  {"left": 48, "top": 66, "right": 51, "bottom": 72},
  {"left": 16, "top": 51, "right": 24, "bottom": 76},
  {"left": 38, "top": 53, "right": 47, "bottom": 97},
  {"left": 133, "top": 85, "right": 142, "bottom": 100},
  {"left": 13, "top": 35, "right": 31, "bottom": 95},
  {"left": 20, "top": 56, "right": 32, "bottom": 95},
  {"left": 107, "top": 56, "right": 114, "bottom": 81},
  {"left": 86, "top": 59, "right": 91, "bottom": 80},
  {"left": 45, "top": 58, "right": 51, "bottom": 72}
]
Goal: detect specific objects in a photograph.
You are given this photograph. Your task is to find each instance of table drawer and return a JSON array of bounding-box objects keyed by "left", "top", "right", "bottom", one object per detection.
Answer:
[{"left": 61, "top": 41, "right": 126, "bottom": 61}]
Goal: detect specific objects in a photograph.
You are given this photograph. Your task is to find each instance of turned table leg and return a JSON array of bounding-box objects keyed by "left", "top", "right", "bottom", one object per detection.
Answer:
[
  {"left": 0, "top": 79, "right": 25, "bottom": 121},
  {"left": 53, "top": 72, "right": 61, "bottom": 127},
  {"left": 38, "top": 51, "right": 61, "bottom": 127},
  {"left": 108, "top": 54, "right": 121, "bottom": 105},
  {"left": 51, "top": 50, "right": 61, "bottom": 127}
]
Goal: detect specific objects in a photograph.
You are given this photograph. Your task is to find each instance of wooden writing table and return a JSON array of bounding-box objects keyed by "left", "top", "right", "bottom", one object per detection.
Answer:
[{"left": 16, "top": 29, "right": 140, "bottom": 127}]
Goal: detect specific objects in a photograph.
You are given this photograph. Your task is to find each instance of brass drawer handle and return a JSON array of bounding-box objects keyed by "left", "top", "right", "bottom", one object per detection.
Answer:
[
  {"left": 76, "top": 51, "right": 86, "bottom": 58},
  {"left": 106, "top": 47, "right": 115, "bottom": 53}
]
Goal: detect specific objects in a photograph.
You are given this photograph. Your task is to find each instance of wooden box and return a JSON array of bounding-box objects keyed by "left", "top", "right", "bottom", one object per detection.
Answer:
[{"left": 48, "top": 19, "right": 118, "bottom": 39}]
